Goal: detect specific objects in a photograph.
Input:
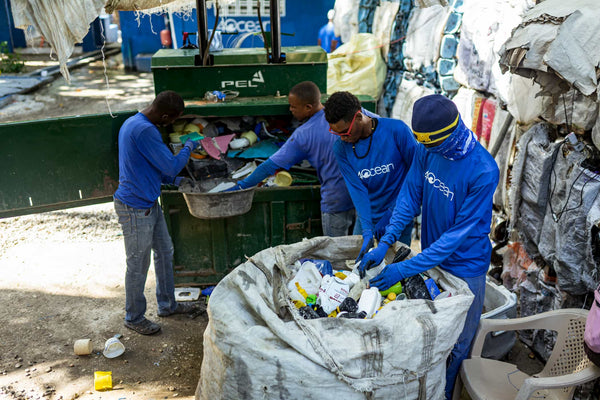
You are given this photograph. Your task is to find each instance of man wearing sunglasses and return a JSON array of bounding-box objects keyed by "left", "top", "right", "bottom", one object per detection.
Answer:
[
  {"left": 228, "top": 81, "right": 359, "bottom": 236},
  {"left": 324, "top": 91, "right": 418, "bottom": 266},
  {"left": 359, "top": 94, "right": 499, "bottom": 399}
]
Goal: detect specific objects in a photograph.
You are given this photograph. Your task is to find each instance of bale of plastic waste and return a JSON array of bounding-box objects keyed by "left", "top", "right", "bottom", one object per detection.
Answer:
[
  {"left": 196, "top": 236, "right": 474, "bottom": 400},
  {"left": 327, "top": 33, "right": 387, "bottom": 99}
]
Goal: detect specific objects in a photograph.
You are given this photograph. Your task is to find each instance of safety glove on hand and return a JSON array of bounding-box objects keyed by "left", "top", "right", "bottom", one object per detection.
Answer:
[
  {"left": 358, "top": 241, "right": 390, "bottom": 279},
  {"left": 356, "top": 230, "right": 374, "bottom": 265},
  {"left": 224, "top": 182, "right": 243, "bottom": 192},
  {"left": 374, "top": 208, "right": 393, "bottom": 241},
  {"left": 369, "top": 261, "right": 404, "bottom": 291},
  {"left": 184, "top": 139, "right": 199, "bottom": 151},
  {"left": 224, "top": 178, "right": 252, "bottom": 192}
]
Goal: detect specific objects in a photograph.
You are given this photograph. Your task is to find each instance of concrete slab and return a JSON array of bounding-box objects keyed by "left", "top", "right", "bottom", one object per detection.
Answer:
[{"left": 0, "top": 75, "right": 50, "bottom": 97}]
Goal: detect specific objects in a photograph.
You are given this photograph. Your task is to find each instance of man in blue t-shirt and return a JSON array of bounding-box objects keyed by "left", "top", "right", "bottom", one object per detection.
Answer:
[
  {"left": 228, "top": 81, "right": 355, "bottom": 236},
  {"left": 360, "top": 94, "right": 500, "bottom": 399},
  {"left": 114, "top": 90, "right": 201, "bottom": 335},
  {"left": 318, "top": 9, "right": 341, "bottom": 53},
  {"left": 324, "top": 91, "right": 418, "bottom": 265}
]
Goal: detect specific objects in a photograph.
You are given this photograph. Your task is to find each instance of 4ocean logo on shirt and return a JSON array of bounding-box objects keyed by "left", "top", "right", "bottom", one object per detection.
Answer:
[
  {"left": 357, "top": 163, "right": 395, "bottom": 180},
  {"left": 425, "top": 171, "right": 454, "bottom": 201}
]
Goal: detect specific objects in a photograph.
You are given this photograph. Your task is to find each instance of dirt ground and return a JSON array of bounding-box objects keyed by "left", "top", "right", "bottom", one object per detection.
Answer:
[
  {"left": 1, "top": 52, "right": 205, "bottom": 400},
  {"left": 0, "top": 202, "right": 206, "bottom": 400},
  {"left": 0, "top": 50, "right": 550, "bottom": 400}
]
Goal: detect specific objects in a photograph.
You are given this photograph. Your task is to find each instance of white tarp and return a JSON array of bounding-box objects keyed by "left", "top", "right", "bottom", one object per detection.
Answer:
[
  {"left": 12, "top": 0, "right": 105, "bottom": 82},
  {"left": 196, "top": 236, "right": 474, "bottom": 400}
]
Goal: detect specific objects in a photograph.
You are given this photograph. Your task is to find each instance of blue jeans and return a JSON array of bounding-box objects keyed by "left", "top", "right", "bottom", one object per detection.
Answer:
[
  {"left": 353, "top": 216, "right": 413, "bottom": 246},
  {"left": 445, "top": 272, "right": 486, "bottom": 399},
  {"left": 321, "top": 209, "right": 355, "bottom": 237},
  {"left": 114, "top": 198, "right": 177, "bottom": 324}
]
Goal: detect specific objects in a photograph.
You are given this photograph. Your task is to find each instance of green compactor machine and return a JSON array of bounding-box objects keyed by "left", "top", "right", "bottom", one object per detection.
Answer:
[{"left": 0, "top": 0, "right": 375, "bottom": 286}]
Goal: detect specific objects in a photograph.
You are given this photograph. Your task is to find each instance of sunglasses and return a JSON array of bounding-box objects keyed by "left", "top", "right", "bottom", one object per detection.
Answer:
[{"left": 329, "top": 110, "right": 360, "bottom": 136}]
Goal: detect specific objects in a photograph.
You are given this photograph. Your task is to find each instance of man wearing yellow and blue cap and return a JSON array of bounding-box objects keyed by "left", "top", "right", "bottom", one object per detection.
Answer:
[{"left": 360, "top": 94, "right": 500, "bottom": 399}]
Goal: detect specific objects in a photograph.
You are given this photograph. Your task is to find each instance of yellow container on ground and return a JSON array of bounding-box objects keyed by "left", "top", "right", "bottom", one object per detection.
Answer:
[{"left": 94, "top": 371, "right": 112, "bottom": 391}]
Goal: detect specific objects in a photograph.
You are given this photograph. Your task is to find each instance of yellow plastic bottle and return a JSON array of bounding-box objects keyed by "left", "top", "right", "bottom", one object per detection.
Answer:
[
  {"left": 295, "top": 282, "right": 308, "bottom": 299},
  {"left": 292, "top": 300, "right": 306, "bottom": 309},
  {"left": 334, "top": 271, "right": 348, "bottom": 280}
]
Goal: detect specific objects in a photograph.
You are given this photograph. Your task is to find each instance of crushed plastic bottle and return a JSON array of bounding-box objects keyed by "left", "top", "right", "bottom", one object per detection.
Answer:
[{"left": 204, "top": 90, "right": 226, "bottom": 102}]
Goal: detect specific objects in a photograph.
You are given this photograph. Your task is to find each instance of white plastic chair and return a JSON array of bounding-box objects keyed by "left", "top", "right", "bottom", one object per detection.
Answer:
[{"left": 453, "top": 308, "right": 600, "bottom": 400}]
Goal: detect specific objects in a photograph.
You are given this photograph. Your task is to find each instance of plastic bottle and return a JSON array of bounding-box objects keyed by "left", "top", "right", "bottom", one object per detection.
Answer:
[
  {"left": 292, "top": 300, "right": 306, "bottom": 309},
  {"left": 357, "top": 287, "right": 382, "bottom": 318},
  {"left": 342, "top": 272, "right": 360, "bottom": 289},
  {"left": 318, "top": 275, "right": 350, "bottom": 314},
  {"left": 423, "top": 275, "right": 441, "bottom": 299},
  {"left": 382, "top": 292, "right": 396, "bottom": 305},
  {"left": 352, "top": 255, "right": 386, "bottom": 282},
  {"left": 434, "top": 291, "right": 452, "bottom": 300},
  {"left": 379, "top": 281, "right": 402, "bottom": 297},
  {"left": 334, "top": 271, "right": 347, "bottom": 280},
  {"left": 295, "top": 282, "right": 308, "bottom": 299},
  {"left": 287, "top": 262, "right": 322, "bottom": 296}
]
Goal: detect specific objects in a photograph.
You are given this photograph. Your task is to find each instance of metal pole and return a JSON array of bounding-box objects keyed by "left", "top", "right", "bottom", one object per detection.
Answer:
[
  {"left": 269, "top": 0, "right": 282, "bottom": 63},
  {"left": 195, "top": 0, "right": 208, "bottom": 65},
  {"left": 490, "top": 114, "right": 514, "bottom": 158}
]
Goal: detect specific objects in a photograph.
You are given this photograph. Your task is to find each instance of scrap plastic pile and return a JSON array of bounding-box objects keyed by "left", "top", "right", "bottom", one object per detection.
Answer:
[
  {"left": 166, "top": 113, "right": 317, "bottom": 193},
  {"left": 288, "top": 252, "right": 453, "bottom": 321}
]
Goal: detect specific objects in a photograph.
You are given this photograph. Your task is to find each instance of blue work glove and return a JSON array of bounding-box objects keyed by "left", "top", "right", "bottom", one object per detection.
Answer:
[
  {"left": 374, "top": 208, "right": 393, "bottom": 241},
  {"left": 358, "top": 241, "right": 390, "bottom": 279},
  {"left": 356, "top": 230, "right": 374, "bottom": 264},
  {"left": 184, "top": 139, "right": 199, "bottom": 151},
  {"left": 369, "top": 261, "right": 405, "bottom": 291},
  {"left": 224, "top": 182, "right": 243, "bottom": 192}
]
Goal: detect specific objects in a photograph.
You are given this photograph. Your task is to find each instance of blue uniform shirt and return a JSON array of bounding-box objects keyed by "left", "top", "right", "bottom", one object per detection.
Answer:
[
  {"left": 318, "top": 22, "right": 341, "bottom": 53},
  {"left": 270, "top": 109, "right": 353, "bottom": 213},
  {"left": 114, "top": 113, "right": 191, "bottom": 209},
  {"left": 333, "top": 117, "right": 417, "bottom": 233},
  {"left": 381, "top": 143, "right": 500, "bottom": 278}
]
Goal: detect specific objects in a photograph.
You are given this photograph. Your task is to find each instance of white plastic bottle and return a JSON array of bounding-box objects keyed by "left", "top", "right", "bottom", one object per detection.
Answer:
[{"left": 357, "top": 287, "right": 382, "bottom": 319}]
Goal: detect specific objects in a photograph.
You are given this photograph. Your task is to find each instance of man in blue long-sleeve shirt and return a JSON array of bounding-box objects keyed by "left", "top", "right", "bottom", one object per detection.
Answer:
[
  {"left": 324, "top": 91, "right": 417, "bottom": 263},
  {"left": 229, "top": 81, "right": 357, "bottom": 236},
  {"left": 114, "top": 91, "right": 200, "bottom": 335},
  {"left": 360, "top": 94, "right": 500, "bottom": 399}
]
